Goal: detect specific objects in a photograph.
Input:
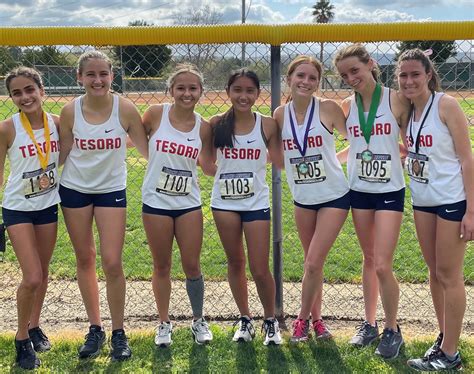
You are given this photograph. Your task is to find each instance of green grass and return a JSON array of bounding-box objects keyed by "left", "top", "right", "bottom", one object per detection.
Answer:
[
  {"left": 0, "top": 329, "right": 472, "bottom": 373},
  {"left": 0, "top": 99, "right": 473, "bottom": 283}
]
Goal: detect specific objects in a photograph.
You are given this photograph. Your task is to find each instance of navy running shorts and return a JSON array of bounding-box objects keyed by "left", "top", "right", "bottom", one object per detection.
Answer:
[
  {"left": 413, "top": 200, "right": 466, "bottom": 222},
  {"left": 350, "top": 188, "right": 405, "bottom": 212},
  {"left": 59, "top": 185, "right": 126, "bottom": 208},
  {"left": 211, "top": 207, "right": 270, "bottom": 222},
  {"left": 2, "top": 204, "right": 58, "bottom": 227},
  {"left": 294, "top": 191, "right": 350, "bottom": 211},
  {"left": 142, "top": 203, "right": 201, "bottom": 218}
]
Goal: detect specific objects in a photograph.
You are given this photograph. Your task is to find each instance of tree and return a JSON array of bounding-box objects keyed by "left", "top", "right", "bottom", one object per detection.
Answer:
[
  {"left": 395, "top": 41, "right": 457, "bottom": 63},
  {"left": 115, "top": 20, "right": 172, "bottom": 77},
  {"left": 0, "top": 47, "right": 21, "bottom": 75},
  {"left": 172, "top": 5, "right": 223, "bottom": 71},
  {"left": 312, "top": 0, "right": 335, "bottom": 88},
  {"left": 21, "top": 46, "right": 69, "bottom": 67}
]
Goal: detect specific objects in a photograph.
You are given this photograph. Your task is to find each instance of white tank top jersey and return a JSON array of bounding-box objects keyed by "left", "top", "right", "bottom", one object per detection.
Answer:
[
  {"left": 60, "top": 95, "right": 127, "bottom": 194},
  {"left": 142, "top": 103, "right": 202, "bottom": 210},
  {"left": 211, "top": 113, "right": 269, "bottom": 211},
  {"left": 346, "top": 87, "right": 405, "bottom": 193},
  {"left": 2, "top": 112, "right": 60, "bottom": 211},
  {"left": 406, "top": 92, "right": 466, "bottom": 206},
  {"left": 282, "top": 98, "right": 349, "bottom": 205}
]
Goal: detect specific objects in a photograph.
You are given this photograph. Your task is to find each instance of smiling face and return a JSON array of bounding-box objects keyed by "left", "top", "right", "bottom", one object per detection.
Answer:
[
  {"left": 169, "top": 72, "right": 202, "bottom": 110},
  {"left": 9, "top": 76, "right": 44, "bottom": 114},
  {"left": 227, "top": 75, "right": 260, "bottom": 113},
  {"left": 336, "top": 56, "right": 375, "bottom": 93},
  {"left": 287, "top": 62, "right": 320, "bottom": 99},
  {"left": 397, "top": 59, "right": 432, "bottom": 101},
  {"left": 77, "top": 58, "right": 113, "bottom": 97}
]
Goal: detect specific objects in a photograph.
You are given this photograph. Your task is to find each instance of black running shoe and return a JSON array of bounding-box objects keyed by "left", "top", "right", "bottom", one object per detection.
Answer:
[
  {"left": 375, "top": 325, "right": 404, "bottom": 359},
  {"left": 425, "top": 332, "right": 443, "bottom": 357},
  {"left": 28, "top": 326, "right": 51, "bottom": 352},
  {"left": 350, "top": 321, "right": 379, "bottom": 347},
  {"left": 78, "top": 325, "right": 105, "bottom": 359},
  {"left": 408, "top": 349, "right": 463, "bottom": 371},
  {"left": 15, "top": 338, "right": 40, "bottom": 370},
  {"left": 110, "top": 329, "right": 132, "bottom": 361}
]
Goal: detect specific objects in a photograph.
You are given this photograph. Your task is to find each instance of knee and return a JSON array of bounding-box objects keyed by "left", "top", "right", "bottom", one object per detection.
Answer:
[
  {"left": 435, "top": 266, "right": 463, "bottom": 289},
  {"left": 249, "top": 265, "right": 271, "bottom": 284},
  {"left": 102, "top": 259, "right": 124, "bottom": 279},
  {"left": 154, "top": 261, "right": 171, "bottom": 278},
  {"left": 362, "top": 252, "right": 376, "bottom": 268},
  {"left": 21, "top": 271, "right": 43, "bottom": 292},
  {"left": 183, "top": 264, "right": 201, "bottom": 280},
  {"left": 76, "top": 249, "right": 96, "bottom": 270},
  {"left": 304, "top": 261, "right": 323, "bottom": 278},
  {"left": 375, "top": 263, "right": 393, "bottom": 281},
  {"left": 227, "top": 256, "right": 246, "bottom": 273}
]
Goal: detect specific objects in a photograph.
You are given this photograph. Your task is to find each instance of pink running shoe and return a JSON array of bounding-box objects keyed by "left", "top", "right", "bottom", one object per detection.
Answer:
[
  {"left": 290, "top": 319, "right": 310, "bottom": 343},
  {"left": 312, "top": 319, "right": 332, "bottom": 340}
]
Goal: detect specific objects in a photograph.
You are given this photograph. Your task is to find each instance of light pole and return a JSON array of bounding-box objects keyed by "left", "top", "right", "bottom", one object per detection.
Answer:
[{"left": 241, "top": 0, "right": 246, "bottom": 66}]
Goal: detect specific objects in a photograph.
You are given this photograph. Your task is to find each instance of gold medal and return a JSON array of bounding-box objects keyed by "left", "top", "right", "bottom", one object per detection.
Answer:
[
  {"left": 20, "top": 111, "right": 51, "bottom": 172},
  {"left": 39, "top": 174, "right": 50, "bottom": 189},
  {"left": 412, "top": 160, "right": 421, "bottom": 176}
]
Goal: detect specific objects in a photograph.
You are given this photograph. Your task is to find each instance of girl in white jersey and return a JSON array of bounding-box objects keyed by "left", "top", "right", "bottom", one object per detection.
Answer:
[
  {"left": 142, "top": 64, "right": 214, "bottom": 347},
  {"left": 0, "top": 67, "right": 60, "bottom": 370},
  {"left": 397, "top": 49, "right": 473, "bottom": 372},
  {"left": 203, "top": 69, "right": 282, "bottom": 345},
  {"left": 59, "top": 51, "right": 148, "bottom": 361},
  {"left": 335, "top": 44, "right": 410, "bottom": 359},
  {"left": 274, "top": 56, "right": 349, "bottom": 343}
]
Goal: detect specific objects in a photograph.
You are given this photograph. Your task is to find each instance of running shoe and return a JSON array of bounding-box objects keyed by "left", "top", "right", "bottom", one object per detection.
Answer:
[
  {"left": 290, "top": 318, "right": 310, "bottom": 343},
  {"left": 191, "top": 318, "right": 213, "bottom": 345},
  {"left": 262, "top": 318, "right": 282, "bottom": 346},
  {"left": 407, "top": 349, "right": 462, "bottom": 371},
  {"left": 375, "top": 325, "right": 404, "bottom": 359},
  {"left": 15, "top": 338, "right": 40, "bottom": 370},
  {"left": 232, "top": 316, "right": 255, "bottom": 342},
  {"left": 312, "top": 319, "right": 332, "bottom": 340},
  {"left": 28, "top": 326, "right": 51, "bottom": 352},
  {"left": 110, "top": 329, "right": 132, "bottom": 361},
  {"left": 350, "top": 321, "right": 379, "bottom": 347},
  {"left": 155, "top": 321, "right": 173, "bottom": 347},
  {"left": 78, "top": 325, "right": 106, "bottom": 359},
  {"left": 425, "top": 332, "right": 443, "bottom": 357}
]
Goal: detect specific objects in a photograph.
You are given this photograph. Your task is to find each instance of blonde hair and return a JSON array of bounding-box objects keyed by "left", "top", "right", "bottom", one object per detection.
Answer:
[
  {"left": 77, "top": 50, "right": 112, "bottom": 74},
  {"left": 334, "top": 44, "right": 379, "bottom": 81},
  {"left": 166, "top": 63, "right": 204, "bottom": 90},
  {"left": 287, "top": 55, "right": 322, "bottom": 82}
]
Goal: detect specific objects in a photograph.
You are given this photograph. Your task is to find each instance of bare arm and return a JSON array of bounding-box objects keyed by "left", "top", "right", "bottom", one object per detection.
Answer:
[
  {"left": 262, "top": 115, "right": 283, "bottom": 169},
  {"left": 120, "top": 98, "right": 148, "bottom": 160},
  {"left": 440, "top": 95, "right": 474, "bottom": 241},
  {"left": 59, "top": 103, "right": 75, "bottom": 167},
  {"left": 0, "top": 119, "right": 14, "bottom": 188},
  {"left": 199, "top": 119, "right": 217, "bottom": 176}
]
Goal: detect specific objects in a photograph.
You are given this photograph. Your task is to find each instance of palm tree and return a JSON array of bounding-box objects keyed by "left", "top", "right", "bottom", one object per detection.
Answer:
[{"left": 312, "top": 0, "right": 335, "bottom": 88}]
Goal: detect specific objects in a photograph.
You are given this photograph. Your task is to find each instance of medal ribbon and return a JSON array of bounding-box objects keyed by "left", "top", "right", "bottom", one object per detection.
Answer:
[
  {"left": 409, "top": 92, "right": 435, "bottom": 154},
  {"left": 289, "top": 97, "right": 315, "bottom": 157},
  {"left": 19, "top": 111, "right": 50, "bottom": 171},
  {"left": 356, "top": 83, "right": 382, "bottom": 147}
]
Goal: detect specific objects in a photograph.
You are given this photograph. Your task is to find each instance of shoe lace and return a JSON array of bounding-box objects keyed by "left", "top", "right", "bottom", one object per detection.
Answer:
[
  {"left": 84, "top": 331, "right": 102, "bottom": 345},
  {"left": 158, "top": 323, "right": 171, "bottom": 337},
  {"left": 379, "top": 328, "right": 395, "bottom": 345},
  {"left": 232, "top": 317, "right": 251, "bottom": 334},
  {"left": 194, "top": 320, "right": 209, "bottom": 334},
  {"left": 262, "top": 320, "right": 275, "bottom": 338},
  {"left": 111, "top": 333, "right": 128, "bottom": 350},
  {"left": 292, "top": 319, "right": 307, "bottom": 338},
  {"left": 313, "top": 320, "right": 327, "bottom": 336},
  {"left": 30, "top": 327, "right": 48, "bottom": 341},
  {"left": 354, "top": 322, "right": 370, "bottom": 337}
]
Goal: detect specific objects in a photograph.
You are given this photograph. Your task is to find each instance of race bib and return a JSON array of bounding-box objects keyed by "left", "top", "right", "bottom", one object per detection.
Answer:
[
  {"left": 22, "top": 163, "right": 57, "bottom": 199},
  {"left": 219, "top": 172, "right": 254, "bottom": 200},
  {"left": 356, "top": 153, "right": 391, "bottom": 183},
  {"left": 156, "top": 166, "right": 192, "bottom": 196},
  {"left": 406, "top": 152, "right": 429, "bottom": 184},
  {"left": 290, "top": 154, "right": 326, "bottom": 184}
]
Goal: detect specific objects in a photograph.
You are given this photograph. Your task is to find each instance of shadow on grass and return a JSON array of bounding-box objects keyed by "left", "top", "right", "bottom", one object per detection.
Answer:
[
  {"left": 236, "top": 342, "right": 258, "bottom": 372},
  {"left": 189, "top": 343, "right": 209, "bottom": 374},
  {"left": 267, "top": 344, "right": 289, "bottom": 373},
  {"left": 382, "top": 346, "right": 416, "bottom": 373},
  {"left": 288, "top": 342, "right": 313, "bottom": 373},
  {"left": 309, "top": 339, "right": 351, "bottom": 374},
  {"left": 152, "top": 346, "right": 173, "bottom": 373}
]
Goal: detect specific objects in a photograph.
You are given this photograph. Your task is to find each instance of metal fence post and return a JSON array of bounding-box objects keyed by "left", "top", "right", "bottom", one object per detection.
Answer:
[{"left": 270, "top": 44, "right": 284, "bottom": 317}]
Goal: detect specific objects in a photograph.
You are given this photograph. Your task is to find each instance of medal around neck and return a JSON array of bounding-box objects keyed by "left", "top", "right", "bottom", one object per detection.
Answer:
[
  {"left": 289, "top": 98, "right": 316, "bottom": 174},
  {"left": 19, "top": 111, "right": 51, "bottom": 171},
  {"left": 356, "top": 83, "right": 382, "bottom": 159},
  {"left": 297, "top": 161, "right": 309, "bottom": 175}
]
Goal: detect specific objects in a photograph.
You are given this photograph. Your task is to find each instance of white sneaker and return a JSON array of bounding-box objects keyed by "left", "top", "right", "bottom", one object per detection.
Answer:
[
  {"left": 232, "top": 316, "right": 255, "bottom": 342},
  {"left": 263, "top": 318, "right": 282, "bottom": 346},
  {"left": 155, "top": 321, "right": 172, "bottom": 347},
  {"left": 191, "top": 318, "right": 213, "bottom": 345}
]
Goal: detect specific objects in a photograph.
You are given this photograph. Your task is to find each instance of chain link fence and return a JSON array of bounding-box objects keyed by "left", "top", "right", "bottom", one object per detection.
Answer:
[{"left": 0, "top": 37, "right": 473, "bottom": 333}]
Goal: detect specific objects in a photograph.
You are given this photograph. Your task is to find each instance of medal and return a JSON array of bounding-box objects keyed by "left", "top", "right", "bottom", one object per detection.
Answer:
[
  {"left": 19, "top": 111, "right": 51, "bottom": 173},
  {"left": 412, "top": 159, "right": 421, "bottom": 175},
  {"left": 297, "top": 162, "right": 309, "bottom": 175},
  {"left": 361, "top": 149, "right": 374, "bottom": 162},
  {"left": 39, "top": 174, "right": 50, "bottom": 189},
  {"left": 356, "top": 83, "right": 382, "bottom": 160}
]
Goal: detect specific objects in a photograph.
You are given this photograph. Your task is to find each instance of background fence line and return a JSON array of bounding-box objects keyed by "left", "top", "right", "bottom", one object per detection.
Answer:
[{"left": 0, "top": 23, "right": 473, "bottom": 333}]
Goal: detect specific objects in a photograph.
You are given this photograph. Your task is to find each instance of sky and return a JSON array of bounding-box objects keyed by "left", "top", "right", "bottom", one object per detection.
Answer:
[{"left": 1, "top": 0, "right": 472, "bottom": 27}]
